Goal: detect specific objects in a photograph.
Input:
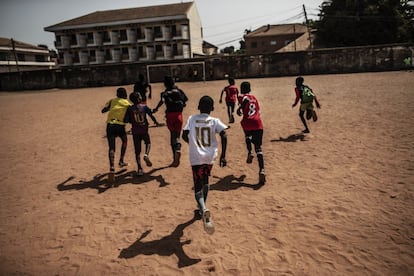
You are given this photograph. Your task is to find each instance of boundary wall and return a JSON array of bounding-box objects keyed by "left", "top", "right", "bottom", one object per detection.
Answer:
[{"left": 1, "top": 43, "right": 412, "bottom": 91}]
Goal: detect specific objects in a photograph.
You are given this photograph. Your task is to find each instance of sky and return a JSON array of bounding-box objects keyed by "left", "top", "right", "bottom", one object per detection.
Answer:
[{"left": 0, "top": 0, "right": 323, "bottom": 50}]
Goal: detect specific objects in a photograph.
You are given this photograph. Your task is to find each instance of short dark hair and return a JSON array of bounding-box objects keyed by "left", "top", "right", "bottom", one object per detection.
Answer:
[
  {"left": 129, "top": 92, "right": 142, "bottom": 104},
  {"left": 198, "top": 95, "right": 214, "bottom": 113},
  {"left": 164, "top": 76, "right": 175, "bottom": 89},
  {"left": 228, "top": 78, "right": 235, "bottom": 85},
  {"left": 240, "top": 81, "right": 251, "bottom": 94},
  {"left": 296, "top": 76, "right": 304, "bottom": 87},
  {"left": 117, "top": 87, "right": 127, "bottom": 99}
]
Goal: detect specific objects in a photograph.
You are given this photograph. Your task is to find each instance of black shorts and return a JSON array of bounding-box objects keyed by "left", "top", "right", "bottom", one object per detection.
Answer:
[
  {"left": 106, "top": 123, "right": 127, "bottom": 138},
  {"left": 244, "top": 129, "right": 263, "bottom": 147}
]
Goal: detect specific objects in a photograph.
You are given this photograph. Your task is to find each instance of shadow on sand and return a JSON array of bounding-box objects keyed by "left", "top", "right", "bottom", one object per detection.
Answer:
[
  {"left": 210, "top": 174, "right": 264, "bottom": 191},
  {"left": 118, "top": 211, "right": 201, "bottom": 268},
  {"left": 56, "top": 166, "right": 169, "bottom": 194},
  {"left": 270, "top": 132, "right": 308, "bottom": 142}
]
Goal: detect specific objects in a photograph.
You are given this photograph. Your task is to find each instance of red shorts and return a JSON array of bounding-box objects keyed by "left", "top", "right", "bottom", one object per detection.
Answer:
[{"left": 166, "top": 112, "right": 183, "bottom": 133}]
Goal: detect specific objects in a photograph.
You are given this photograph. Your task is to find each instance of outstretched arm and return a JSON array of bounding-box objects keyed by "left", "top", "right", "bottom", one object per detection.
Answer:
[
  {"left": 152, "top": 95, "right": 164, "bottom": 113},
  {"left": 101, "top": 100, "right": 111, "bottom": 113},
  {"left": 314, "top": 96, "right": 321, "bottom": 108}
]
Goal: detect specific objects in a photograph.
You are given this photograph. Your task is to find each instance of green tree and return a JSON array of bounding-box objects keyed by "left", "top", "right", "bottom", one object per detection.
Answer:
[{"left": 314, "top": 0, "right": 414, "bottom": 47}]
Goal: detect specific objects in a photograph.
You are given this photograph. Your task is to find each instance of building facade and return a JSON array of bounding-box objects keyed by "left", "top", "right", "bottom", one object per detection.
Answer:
[
  {"left": 0, "top": 38, "right": 55, "bottom": 73},
  {"left": 44, "top": 2, "right": 203, "bottom": 67},
  {"left": 244, "top": 24, "right": 311, "bottom": 55}
]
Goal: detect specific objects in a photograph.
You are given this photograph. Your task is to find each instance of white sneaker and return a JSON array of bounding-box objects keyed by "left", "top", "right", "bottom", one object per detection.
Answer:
[{"left": 202, "top": 209, "right": 215, "bottom": 235}]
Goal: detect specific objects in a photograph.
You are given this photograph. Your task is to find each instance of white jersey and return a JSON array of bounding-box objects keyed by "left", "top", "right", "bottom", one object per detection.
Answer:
[{"left": 183, "top": 113, "right": 227, "bottom": 166}]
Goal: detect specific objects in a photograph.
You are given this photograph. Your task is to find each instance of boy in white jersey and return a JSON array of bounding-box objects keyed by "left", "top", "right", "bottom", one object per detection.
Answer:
[{"left": 182, "top": 96, "right": 227, "bottom": 234}]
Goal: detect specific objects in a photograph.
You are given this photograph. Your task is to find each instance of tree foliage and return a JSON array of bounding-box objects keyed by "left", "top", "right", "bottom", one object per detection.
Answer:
[{"left": 314, "top": 0, "right": 414, "bottom": 47}]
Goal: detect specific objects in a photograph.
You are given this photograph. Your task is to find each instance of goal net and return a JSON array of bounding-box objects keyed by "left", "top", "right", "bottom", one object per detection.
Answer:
[{"left": 146, "top": 61, "right": 205, "bottom": 83}]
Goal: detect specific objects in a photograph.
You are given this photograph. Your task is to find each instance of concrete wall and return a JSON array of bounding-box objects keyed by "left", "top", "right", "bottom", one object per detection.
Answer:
[{"left": 1, "top": 43, "right": 412, "bottom": 91}]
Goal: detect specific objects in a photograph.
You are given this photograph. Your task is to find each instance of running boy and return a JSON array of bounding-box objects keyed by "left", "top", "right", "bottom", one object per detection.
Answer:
[
  {"left": 291, "top": 76, "right": 321, "bottom": 133},
  {"left": 101, "top": 87, "right": 130, "bottom": 182},
  {"left": 236, "top": 81, "right": 265, "bottom": 184},
  {"left": 219, "top": 77, "right": 239, "bottom": 123},
  {"left": 132, "top": 73, "right": 152, "bottom": 104},
  {"left": 182, "top": 95, "right": 227, "bottom": 235},
  {"left": 124, "top": 92, "right": 161, "bottom": 176},
  {"left": 153, "top": 76, "right": 188, "bottom": 167}
]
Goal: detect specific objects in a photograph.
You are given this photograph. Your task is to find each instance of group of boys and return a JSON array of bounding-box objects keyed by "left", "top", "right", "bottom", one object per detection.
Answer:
[{"left": 102, "top": 75, "right": 320, "bottom": 234}]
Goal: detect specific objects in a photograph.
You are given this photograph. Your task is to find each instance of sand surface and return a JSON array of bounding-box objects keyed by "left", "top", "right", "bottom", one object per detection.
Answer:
[{"left": 0, "top": 71, "right": 413, "bottom": 275}]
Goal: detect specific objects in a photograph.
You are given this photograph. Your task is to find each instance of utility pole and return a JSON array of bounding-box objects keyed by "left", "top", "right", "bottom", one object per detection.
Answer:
[
  {"left": 11, "top": 38, "right": 20, "bottom": 73},
  {"left": 303, "top": 4, "right": 313, "bottom": 49}
]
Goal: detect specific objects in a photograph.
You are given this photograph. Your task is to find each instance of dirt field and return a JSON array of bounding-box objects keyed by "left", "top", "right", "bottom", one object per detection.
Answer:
[{"left": 0, "top": 71, "right": 413, "bottom": 275}]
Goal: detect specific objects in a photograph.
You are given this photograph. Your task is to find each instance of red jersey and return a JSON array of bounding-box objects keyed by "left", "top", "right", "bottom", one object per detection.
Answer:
[
  {"left": 238, "top": 94, "right": 263, "bottom": 131},
  {"left": 224, "top": 85, "right": 239, "bottom": 103}
]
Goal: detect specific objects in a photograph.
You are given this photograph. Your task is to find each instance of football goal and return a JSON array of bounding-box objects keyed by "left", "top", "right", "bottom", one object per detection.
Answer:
[{"left": 146, "top": 61, "right": 205, "bottom": 83}]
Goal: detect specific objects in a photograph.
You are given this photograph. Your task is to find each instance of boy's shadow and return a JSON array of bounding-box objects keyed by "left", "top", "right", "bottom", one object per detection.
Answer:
[
  {"left": 210, "top": 174, "right": 264, "bottom": 191},
  {"left": 118, "top": 211, "right": 201, "bottom": 268},
  {"left": 270, "top": 133, "right": 307, "bottom": 142},
  {"left": 56, "top": 167, "right": 169, "bottom": 194}
]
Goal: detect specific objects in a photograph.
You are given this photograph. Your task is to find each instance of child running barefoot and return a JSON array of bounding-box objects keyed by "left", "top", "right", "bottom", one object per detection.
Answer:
[
  {"left": 182, "top": 96, "right": 228, "bottom": 235},
  {"left": 237, "top": 81, "right": 266, "bottom": 184},
  {"left": 292, "top": 76, "right": 321, "bottom": 133},
  {"left": 124, "top": 92, "right": 160, "bottom": 176}
]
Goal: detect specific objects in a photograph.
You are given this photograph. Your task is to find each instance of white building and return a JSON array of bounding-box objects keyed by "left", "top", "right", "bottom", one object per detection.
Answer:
[
  {"left": 44, "top": 2, "right": 204, "bottom": 66},
  {"left": 0, "top": 38, "right": 55, "bottom": 73}
]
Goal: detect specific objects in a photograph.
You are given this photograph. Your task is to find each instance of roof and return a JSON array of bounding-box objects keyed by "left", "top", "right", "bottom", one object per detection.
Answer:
[
  {"left": 203, "top": 41, "right": 218, "bottom": 49},
  {"left": 245, "top": 24, "right": 308, "bottom": 38},
  {"left": 45, "top": 2, "right": 194, "bottom": 31},
  {"left": 0, "top": 37, "right": 48, "bottom": 51}
]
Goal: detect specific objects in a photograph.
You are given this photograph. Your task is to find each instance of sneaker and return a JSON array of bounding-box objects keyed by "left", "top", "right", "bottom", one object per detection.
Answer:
[
  {"left": 202, "top": 209, "right": 215, "bottom": 235},
  {"left": 229, "top": 115, "right": 235, "bottom": 124},
  {"left": 246, "top": 153, "right": 254, "bottom": 164},
  {"left": 259, "top": 169, "right": 266, "bottom": 184},
  {"left": 137, "top": 168, "right": 143, "bottom": 176},
  {"left": 302, "top": 129, "right": 310, "bottom": 134},
  {"left": 170, "top": 151, "right": 181, "bottom": 167},
  {"left": 143, "top": 155, "right": 152, "bottom": 167},
  {"left": 119, "top": 161, "right": 128, "bottom": 167}
]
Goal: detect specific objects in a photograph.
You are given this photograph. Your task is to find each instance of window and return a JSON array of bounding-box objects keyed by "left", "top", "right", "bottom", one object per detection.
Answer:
[
  {"left": 136, "top": 27, "right": 143, "bottom": 39},
  {"left": 35, "top": 55, "right": 45, "bottom": 62},
  {"left": 72, "top": 52, "right": 79, "bottom": 63},
  {"left": 87, "top": 32, "right": 94, "bottom": 44},
  {"left": 154, "top": 26, "right": 162, "bottom": 38},
  {"left": 119, "top": 30, "right": 127, "bottom": 41},
  {"left": 171, "top": 25, "right": 177, "bottom": 37},
  {"left": 121, "top": 47, "right": 129, "bottom": 59},
  {"left": 270, "top": 40, "right": 277, "bottom": 45},
  {"left": 155, "top": 44, "right": 163, "bottom": 58},
  {"left": 138, "top": 46, "right": 144, "bottom": 58},
  {"left": 103, "top": 31, "right": 110, "bottom": 43},
  {"left": 70, "top": 34, "right": 77, "bottom": 46},
  {"left": 17, "top": 54, "right": 25, "bottom": 61},
  {"left": 105, "top": 49, "right": 112, "bottom": 60},
  {"left": 0, "top": 53, "right": 7, "bottom": 61},
  {"left": 172, "top": 44, "right": 178, "bottom": 55},
  {"left": 89, "top": 50, "right": 96, "bottom": 62}
]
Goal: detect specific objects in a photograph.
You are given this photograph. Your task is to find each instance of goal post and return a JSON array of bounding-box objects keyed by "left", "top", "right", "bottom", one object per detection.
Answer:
[{"left": 146, "top": 61, "right": 205, "bottom": 83}]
